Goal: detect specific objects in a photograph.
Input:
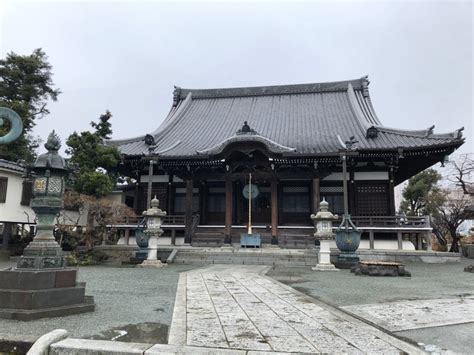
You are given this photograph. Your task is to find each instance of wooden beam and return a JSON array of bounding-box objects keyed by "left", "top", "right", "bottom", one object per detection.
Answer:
[
  {"left": 184, "top": 179, "right": 193, "bottom": 244},
  {"left": 225, "top": 176, "right": 233, "bottom": 243},
  {"left": 312, "top": 177, "right": 320, "bottom": 214},
  {"left": 271, "top": 177, "right": 278, "bottom": 244}
]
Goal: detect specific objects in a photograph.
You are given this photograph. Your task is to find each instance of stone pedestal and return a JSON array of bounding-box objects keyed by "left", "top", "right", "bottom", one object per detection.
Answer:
[
  {"left": 312, "top": 239, "right": 338, "bottom": 271},
  {"left": 0, "top": 268, "right": 94, "bottom": 320},
  {"left": 137, "top": 236, "right": 167, "bottom": 268},
  {"left": 137, "top": 259, "right": 167, "bottom": 268}
]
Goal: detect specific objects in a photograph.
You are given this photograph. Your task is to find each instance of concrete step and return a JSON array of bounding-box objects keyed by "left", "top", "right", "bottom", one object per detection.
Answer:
[{"left": 172, "top": 249, "right": 317, "bottom": 267}]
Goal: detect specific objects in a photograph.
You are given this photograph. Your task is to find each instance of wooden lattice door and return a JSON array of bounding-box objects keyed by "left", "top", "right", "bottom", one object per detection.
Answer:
[{"left": 354, "top": 182, "right": 389, "bottom": 216}]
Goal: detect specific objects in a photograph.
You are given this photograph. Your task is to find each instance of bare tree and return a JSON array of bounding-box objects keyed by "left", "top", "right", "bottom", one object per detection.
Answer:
[
  {"left": 59, "top": 190, "right": 136, "bottom": 250},
  {"left": 448, "top": 153, "right": 474, "bottom": 196},
  {"left": 433, "top": 191, "right": 471, "bottom": 253}
]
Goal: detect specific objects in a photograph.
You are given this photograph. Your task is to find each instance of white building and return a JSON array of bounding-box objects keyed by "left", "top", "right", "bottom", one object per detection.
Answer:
[{"left": 0, "top": 159, "right": 35, "bottom": 250}]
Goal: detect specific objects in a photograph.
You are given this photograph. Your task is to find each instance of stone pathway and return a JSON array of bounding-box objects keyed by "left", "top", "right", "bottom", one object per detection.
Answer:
[
  {"left": 342, "top": 296, "right": 474, "bottom": 332},
  {"left": 169, "top": 265, "right": 423, "bottom": 354}
]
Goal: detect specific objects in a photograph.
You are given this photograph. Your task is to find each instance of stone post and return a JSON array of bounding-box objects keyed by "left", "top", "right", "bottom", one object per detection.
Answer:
[
  {"left": 138, "top": 196, "right": 167, "bottom": 268},
  {"left": 311, "top": 199, "right": 339, "bottom": 271}
]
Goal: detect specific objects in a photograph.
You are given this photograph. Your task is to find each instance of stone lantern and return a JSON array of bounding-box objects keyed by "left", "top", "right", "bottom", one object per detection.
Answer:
[
  {"left": 138, "top": 196, "right": 167, "bottom": 268},
  {"left": 17, "top": 131, "right": 68, "bottom": 269},
  {"left": 310, "top": 198, "right": 339, "bottom": 271},
  {"left": 0, "top": 131, "right": 94, "bottom": 320}
]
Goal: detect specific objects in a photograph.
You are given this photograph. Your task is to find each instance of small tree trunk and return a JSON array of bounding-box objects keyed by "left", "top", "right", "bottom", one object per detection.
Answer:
[
  {"left": 449, "top": 227, "right": 459, "bottom": 253},
  {"left": 85, "top": 210, "right": 95, "bottom": 251}
]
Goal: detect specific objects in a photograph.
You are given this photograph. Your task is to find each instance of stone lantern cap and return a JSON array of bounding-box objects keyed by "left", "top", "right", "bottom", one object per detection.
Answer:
[
  {"left": 311, "top": 199, "right": 339, "bottom": 221},
  {"left": 34, "top": 131, "right": 68, "bottom": 172},
  {"left": 143, "top": 196, "right": 167, "bottom": 217}
]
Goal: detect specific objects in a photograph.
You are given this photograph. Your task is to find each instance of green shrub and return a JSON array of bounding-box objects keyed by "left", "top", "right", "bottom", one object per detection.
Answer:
[{"left": 65, "top": 249, "right": 108, "bottom": 266}]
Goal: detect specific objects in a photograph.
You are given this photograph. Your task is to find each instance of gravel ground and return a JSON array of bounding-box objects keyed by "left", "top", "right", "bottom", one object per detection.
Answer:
[
  {"left": 267, "top": 258, "right": 474, "bottom": 305},
  {"left": 0, "top": 261, "right": 196, "bottom": 342}
]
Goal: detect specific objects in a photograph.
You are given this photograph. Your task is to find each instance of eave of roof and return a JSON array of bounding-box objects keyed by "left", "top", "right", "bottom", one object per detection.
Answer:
[{"left": 0, "top": 159, "right": 24, "bottom": 173}]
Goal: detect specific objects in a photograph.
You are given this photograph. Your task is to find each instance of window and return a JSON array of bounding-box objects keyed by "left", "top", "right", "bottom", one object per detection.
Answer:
[
  {"left": 207, "top": 187, "right": 226, "bottom": 213},
  {"left": 173, "top": 187, "right": 199, "bottom": 213},
  {"left": 281, "top": 185, "right": 310, "bottom": 213},
  {"left": 21, "top": 180, "right": 33, "bottom": 206},
  {"left": 320, "top": 184, "right": 344, "bottom": 215},
  {"left": 0, "top": 177, "right": 7, "bottom": 203}
]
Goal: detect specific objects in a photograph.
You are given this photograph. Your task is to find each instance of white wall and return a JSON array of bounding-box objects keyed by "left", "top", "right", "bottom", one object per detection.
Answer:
[{"left": 0, "top": 169, "right": 34, "bottom": 224}]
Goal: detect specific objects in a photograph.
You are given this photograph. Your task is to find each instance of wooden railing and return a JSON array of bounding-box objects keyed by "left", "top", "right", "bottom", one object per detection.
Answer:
[
  {"left": 333, "top": 215, "right": 430, "bottom": 229},
  {"left": 111, "top": 214, "right": 187, "bottom": 227}
]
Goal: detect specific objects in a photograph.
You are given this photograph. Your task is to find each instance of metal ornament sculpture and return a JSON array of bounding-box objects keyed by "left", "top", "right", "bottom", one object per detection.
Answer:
[
  {"left": 0, "top": 107, "right": 23, "bottom": 144},
  {"left": 335, "top": 135, "right": 361, "bottom": 265}
]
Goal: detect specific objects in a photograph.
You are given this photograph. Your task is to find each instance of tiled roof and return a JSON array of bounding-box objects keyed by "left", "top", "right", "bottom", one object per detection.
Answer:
[
  {"left": 0, "top": 159, "right": 24, "bottom": 173},
  {"left": 112, "top": 76, "right": 464, "bottom": 158}
]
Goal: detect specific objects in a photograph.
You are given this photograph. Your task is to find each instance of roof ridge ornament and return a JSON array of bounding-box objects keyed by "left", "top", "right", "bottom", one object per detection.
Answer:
[
  {"left": 425, "top": 125, "right": 435, "bottom": 137},
  {"left": 361, "top": 75, "right": 370, "bottom": 98},
  {"left": 236, "top": 121, "right": 257, "bottom": 135},
  {"left": 366, "top": 126, "right": 379, "bottom": 139},
  {"left": 173, "top": 86, "right": 182, "bottom": 107},
  {"left": 44, "top": 130, "right": 61, "bottom": 152}
]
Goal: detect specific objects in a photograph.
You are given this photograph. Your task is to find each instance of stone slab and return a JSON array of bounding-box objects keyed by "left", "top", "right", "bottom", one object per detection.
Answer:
[
  {"left": 50, "top": 338, "right": 152, "bottom": 354},
  {"left": 0, "top": 286, "right": 85, "bottom": 310},
  {"left": 342, "top": 296, "right": 474, "bottom": 331},
  {"left": 145, "top": 344, "right": 246, "bottom": 354},
  {"left": 0, "top": 299, "right": 94, "bottom": 321},
  {"left": 170, "top": 264, "right": 422, "bottom": 354},
  {"left": 55, "top": 269, "right": 77, "bottom": 288}
]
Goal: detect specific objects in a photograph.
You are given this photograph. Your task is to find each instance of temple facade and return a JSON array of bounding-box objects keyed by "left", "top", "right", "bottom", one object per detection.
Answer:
[{"left": 111, "top": 77, "right": 464, "bottom": 247}]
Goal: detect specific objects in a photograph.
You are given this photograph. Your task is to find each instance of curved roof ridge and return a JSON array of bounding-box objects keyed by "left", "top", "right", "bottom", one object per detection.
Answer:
[
  {"left": 196, "top": 131, "right": 296, "bottom": 156},
  {"left": 151, "top": 92, "right": 193, "bottom": 139},
  {"left": 176, "top": 76, "right": 369, "bottom": 100},
  {"left": 346, "top": 83, "right": 371, "bottom": 130},
  {"left": 108, "top": 93, "right": 192, "bottom": 147},
  {"left": 375, "top": 125, "right": 464, "bottom": 139}
]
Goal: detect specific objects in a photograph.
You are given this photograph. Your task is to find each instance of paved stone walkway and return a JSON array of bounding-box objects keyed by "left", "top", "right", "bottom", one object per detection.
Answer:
[
  {"left": 169, "top": 265, "right": 423, "bottom": 354},
  {"left": 342, "top": 296, "right": 474, "bottom": 332}
]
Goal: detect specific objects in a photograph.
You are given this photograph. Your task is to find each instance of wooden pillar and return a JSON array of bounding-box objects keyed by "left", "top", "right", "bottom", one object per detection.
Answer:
[
  {"left": 201, "top": 183, "right": 207, "bottom": 225},
  {"left": 167, "top": 175, "right": 173, "bottom": 214},
  {"left": 348, "top": 171, "right": 355, "bottom": 214},
  {"left": 224, "top": 176, "right": 233, "bottom": 244},
  {"left": 369, "top": 230, "right": 375, "bottom": 250},
  {"left": 417, "top": 233, "right": 423, "bottom": 250},
  {"left": 388, "top": 168, "right": 396, "bottom": 215},
  {"left": 1, "top": 222, "right": 12, "bottom": 250},
  {"left": 425, "top": 231, "right": 432, "bottom": 251},
  {"left": 271, "top": 177, "right": 278, "bottom": 245},
  {"left": 184, "top": 179, "right": 193, "bottom": 244},
  {"left": 124, "top": 229, "right": 130, "bottom": 246},
  {"left": 146, "top": 160, "right": 154, "bottom": 209},
  {"left": 397, "top": 231, "right": 403, "bottom": 250},
  {"left": 312, "top": 177, "right": 320, "bottom": 213},
  {"left": 171, "top": 229, "right": 176, "bottom": 246}
]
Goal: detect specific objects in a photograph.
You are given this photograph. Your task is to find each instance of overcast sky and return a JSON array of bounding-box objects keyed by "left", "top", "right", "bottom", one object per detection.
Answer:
[{"left": 0, "top": 0, "right": 472, "bottom": 156}]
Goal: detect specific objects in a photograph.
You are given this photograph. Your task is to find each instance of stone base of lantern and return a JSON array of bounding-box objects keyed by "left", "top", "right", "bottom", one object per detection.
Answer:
[
  {"left": 137, "top": 259, "right": 167, "bottom": 268},
  {"left": 0, "top": 268, "right": 95, "bottom": 321},
  {"left": 313, "top": 239, "right": 338, "bottom": 271},
  {"left": 312, "top": 264, "right": 339, "bottom": 271}
]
